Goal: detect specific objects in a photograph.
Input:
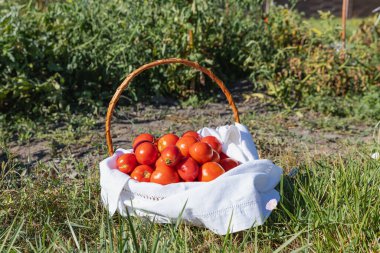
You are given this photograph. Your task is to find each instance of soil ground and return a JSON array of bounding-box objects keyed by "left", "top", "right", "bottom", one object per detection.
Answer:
[{"left": 3, "top": 82, "right": 378, "bottom": 173}]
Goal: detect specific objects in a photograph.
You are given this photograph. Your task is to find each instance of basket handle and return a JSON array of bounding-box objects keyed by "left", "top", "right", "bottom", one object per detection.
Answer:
[{"left": 106, "top": 58, "right": 240, "bottom": 156}]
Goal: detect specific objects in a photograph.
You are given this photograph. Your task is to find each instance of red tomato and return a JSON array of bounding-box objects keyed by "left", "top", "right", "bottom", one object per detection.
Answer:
[
  {"left": 201, "top": 136, "right": 222, "bottom": 154},
  {"left": 157, "top": 133, "right": 179, "bottom": 152},
  {"left": 210, "top": 150, "right": 220, "bottom": 163},
  {"left": 117, "top": 153, "right": 138, "bottom": 174},
  {"left": 182, "top": 130, "right": 201, "bottom": 140},
  {"left": 161, "top": 146, "right": 181, "bottom": 167},
  {"left": 176, "top": 157, "right": 200, "bottom": 182},
  {"left": 130, "top": 165, "right": 154, "bottom": 182},
  {"left": 150, "top": 165, "right": 180, "bottom": 185},
  {"left": 132, "top": 133, "right": 154, "bottom": 150},
  {"left": 154, "top": 137, "right": 159, "bottom": 147},
  {"left": 198, "top": 162, "right": 225, "bottom": 182},
  {"left": 135, "top": 142, "right": 158, "bottom": 165},
  {"left": 155, "top": 157, "right": 166, "bottom": 168},
  {"left": 220, "top": 152, "right": 229, "bottom": 159},
  {"left": 189, "top": 142, "right": 213, "bottom": 164},
  {"left": 175, "top": 136, "right": 198, "bottom": 157},
  {"left": 219, "top": 158, "right": 240, "bottom": 172}
]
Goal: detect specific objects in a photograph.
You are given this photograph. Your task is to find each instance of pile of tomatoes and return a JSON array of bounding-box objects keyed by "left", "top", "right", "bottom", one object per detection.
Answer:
[{"left": 116, "top": 131, "right": 240, "bottom": 185}]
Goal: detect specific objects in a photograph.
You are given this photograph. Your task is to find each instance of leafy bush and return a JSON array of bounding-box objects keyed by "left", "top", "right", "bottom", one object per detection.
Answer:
[
  {"left": 0, "top": 0, "right": 263, "bottom": 114},
  {"left": 242, "top": 7, "right": 380, "bottom": 108},
  {"left": 0, "top": 1, "right": 379, "bottom": 117}
]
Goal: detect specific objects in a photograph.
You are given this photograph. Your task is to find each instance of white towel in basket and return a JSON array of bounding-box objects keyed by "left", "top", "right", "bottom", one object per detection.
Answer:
[{"left": 100, "top": 123, "right": 283, "bottom": 235}]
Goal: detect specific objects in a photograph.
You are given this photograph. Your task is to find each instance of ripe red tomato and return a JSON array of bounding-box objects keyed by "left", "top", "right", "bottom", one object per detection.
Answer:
[
  {"left": 161, "top": 146, "right": 181, "bottom": 167},
  {"left": 176, "top": 136, "right": 198, "bottom": 157},
  {"left": 150, "top": 165, "right": 180, "bottom": 185},
  {"left": 176, "top": 157, "right": 200, "bottom": 182},
  {"left": 130, "top": 165, "right": 154, "bottom": 182},
  {"left": 155, "top": 157, "right": 166, "bottom": 168},
  {"left": 135, "top": 142, "right": 158, "bottom": 165},
  {"left": 201, "top": 136, "right": 222, "bottom": 154},
  {"left": 189, "top": 142, "right": 213, "bottom": 164},
  {"left": 182, "top": 130, "right": 201, "bottom": 140},
  {"left": 220, "top": 152, "right": 229, "bottom": 159},
  {"left": 198, "top": 162, "right": 225, "bottom": 182},
  {"left": 210, "top": 150, "right": 220, "bottom": 163},
  {"left": 117, "top": 153, "right": 138, "bottom": 174},
  {"left": 219, "top": 158, "right": 240, "bottom": 172},
  {"left": 132, "top": 133, "right": 154, "bottom": 150},
  {"left": 157, "top": 133, "right": 179, "bottom": 152}
]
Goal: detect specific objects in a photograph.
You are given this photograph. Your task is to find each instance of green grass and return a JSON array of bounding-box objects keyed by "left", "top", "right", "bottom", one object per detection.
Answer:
[
  {"left": 1, "top": 147, "right": 379, "bottom": 252},
  {"left": 1, "top": 109, "right": 379, "bottom": 252}
]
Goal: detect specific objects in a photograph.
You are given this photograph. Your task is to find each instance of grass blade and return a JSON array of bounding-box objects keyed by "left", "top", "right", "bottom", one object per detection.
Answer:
[
  {"left": 291, "top": 243, "right": 312, "bottom": 253},
  {"left": 221, "top": 211, "right": 234, "bottom": 253},
  {"left": 125, "top": 208, "right": 140, "bottom": 252},
  {"left": 0, "top": 215, "right": 22, "bottom": 253},
  {"left": 237, "top": 221, "right": 257, "bottom": 252},
  {"left": 175, "top": 200, "right": 188, "bottom": 231},
  {"left": 5, "top": 218, "right": 24, "bottom": 253},
  {"left": 0, "top": 217, "right": 17, "bottom": 252},
  {"left": 273, "top": 229, "right": 305, "bottom": 253},
  {"left": 66, "top": 218, "right": 81, "bottom": 251},
  {"left": 106, "top": 212, "right": 114, "bottom": 253},
  {"left": 150, "top": 231, "right": 160, "bottom": 253}
]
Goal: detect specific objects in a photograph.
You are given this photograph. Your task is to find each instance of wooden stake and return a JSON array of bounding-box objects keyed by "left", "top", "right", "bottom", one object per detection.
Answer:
[
  {"left": 341, "top": 0, "right": 349, "bottom": 58},
  {"left": 265, "top": 0, "right": 272, "bottom": 15}
]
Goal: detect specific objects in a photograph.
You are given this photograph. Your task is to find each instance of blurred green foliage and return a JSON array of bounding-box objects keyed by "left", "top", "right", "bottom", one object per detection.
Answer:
[
  {"left": 0, "top": 0, "right": 379, "bottom": 117},
  {"left": 243, "top": 8, "right": 380, "bottom": 109}
]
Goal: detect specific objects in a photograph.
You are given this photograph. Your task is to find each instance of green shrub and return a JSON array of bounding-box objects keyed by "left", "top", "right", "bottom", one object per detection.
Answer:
[
  {"left": 0, "top": 1, "right": 379, "bottom": 117},
  {"left": 0, "top": 0, "right": 263, "bottom": 114},
  {"left": 242, "top": 7, "right": 380, "bottom": 108}
]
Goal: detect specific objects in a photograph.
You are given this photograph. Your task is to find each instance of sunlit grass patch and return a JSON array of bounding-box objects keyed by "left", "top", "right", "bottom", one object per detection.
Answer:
[{"left": 1, "top": 140, "right": 379, "bottom": 251}]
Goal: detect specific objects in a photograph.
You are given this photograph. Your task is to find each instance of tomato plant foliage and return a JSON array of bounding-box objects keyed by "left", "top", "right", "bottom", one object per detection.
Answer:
[
  {"left": 0, "top": 0, "right": 264, "bottom": 114},
  {"left": 0, "top": 0, "right": 378, "bottom": 117}
]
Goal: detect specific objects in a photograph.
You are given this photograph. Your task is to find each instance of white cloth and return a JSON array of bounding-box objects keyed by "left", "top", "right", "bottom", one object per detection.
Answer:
[{"left": 100, "top": 123, "right": 283, "bottom": 235}]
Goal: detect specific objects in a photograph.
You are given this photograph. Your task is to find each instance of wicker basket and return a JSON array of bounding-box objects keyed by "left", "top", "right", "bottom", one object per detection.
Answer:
[{"left": 100, "top": 58, "right": 282, "bottom": 235}]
